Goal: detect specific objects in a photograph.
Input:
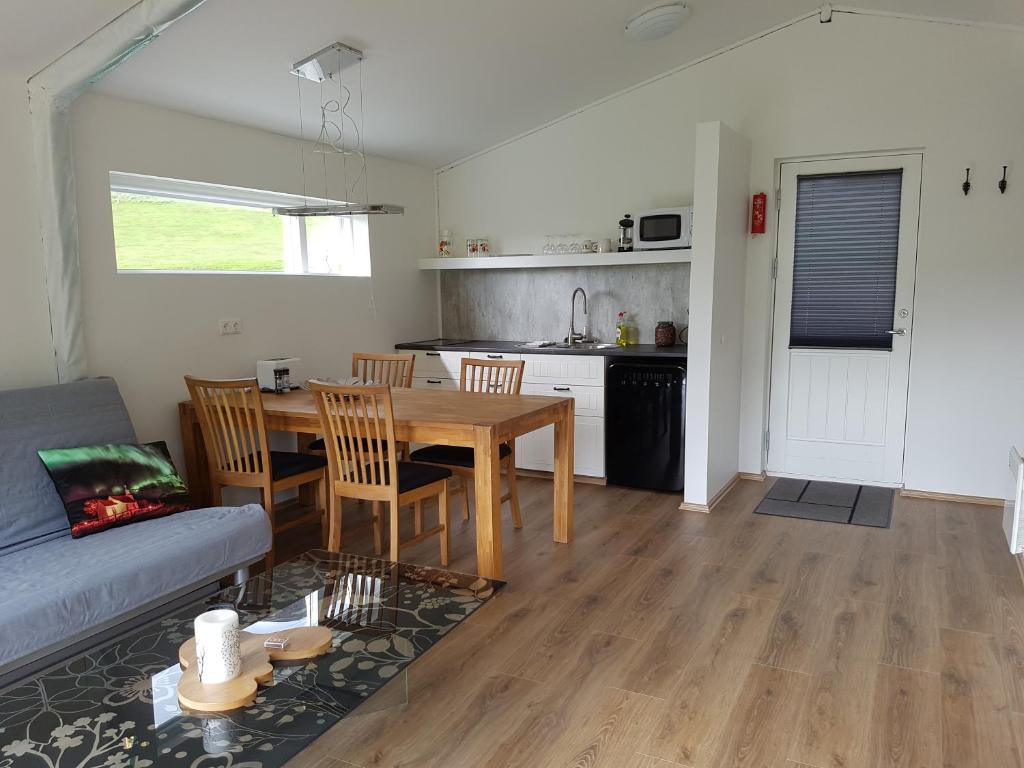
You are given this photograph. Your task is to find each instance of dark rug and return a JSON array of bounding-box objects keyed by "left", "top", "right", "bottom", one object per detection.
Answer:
[{"left": 755, "top": 479, "right": 893, "bottom": 528}]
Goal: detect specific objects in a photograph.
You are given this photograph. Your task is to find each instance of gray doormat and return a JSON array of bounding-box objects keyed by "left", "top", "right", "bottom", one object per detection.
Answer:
[{"left": 755, "top": 479, "right": 893, "bottom": 528}]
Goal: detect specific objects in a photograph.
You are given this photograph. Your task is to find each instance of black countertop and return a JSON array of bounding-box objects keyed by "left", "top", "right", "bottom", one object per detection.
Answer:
[{"left": 396, "top": 338, "right": 688, "bottom": 358}]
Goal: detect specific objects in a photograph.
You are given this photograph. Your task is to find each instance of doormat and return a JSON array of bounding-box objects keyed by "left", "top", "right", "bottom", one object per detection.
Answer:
[{"left": 754, "top": 479, "right": 893, "bottom": 528}]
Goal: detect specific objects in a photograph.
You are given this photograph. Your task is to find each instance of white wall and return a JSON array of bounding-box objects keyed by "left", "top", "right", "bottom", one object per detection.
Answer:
[
  {"left": 437, "top": 12, "right": 1024, "bottom": 499},
  {"left": 0, "top": 76, "right": 60, "bottom": 388},
  {"left": 71, "top": 93, "right": 438, "bottom": 467},
  {"left": 684, "top": 122, "right": 751, "bottom": 506}
]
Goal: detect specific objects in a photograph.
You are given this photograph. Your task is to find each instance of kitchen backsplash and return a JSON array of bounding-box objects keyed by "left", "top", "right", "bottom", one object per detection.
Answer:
[{"left": 440, "top": 263, "right": 690, "bottom": 344}]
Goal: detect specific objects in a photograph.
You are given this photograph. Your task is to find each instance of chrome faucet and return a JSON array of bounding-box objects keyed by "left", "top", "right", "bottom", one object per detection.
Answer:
[{"left": 568, "top": 287, "right": 593, "bottom": 346}]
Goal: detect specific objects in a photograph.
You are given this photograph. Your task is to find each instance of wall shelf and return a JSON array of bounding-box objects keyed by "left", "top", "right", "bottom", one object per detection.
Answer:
[{"left": 418, "top": 249, "right": 692, "bottom": 270}]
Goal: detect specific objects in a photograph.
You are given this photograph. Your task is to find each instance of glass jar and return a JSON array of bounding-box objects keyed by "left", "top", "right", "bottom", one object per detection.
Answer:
[
  {"left": 655, "top": 321, "right": 677, "bottom": 347},
  {"left": 438, "top": 230, "right": 452, "bottom": 258}
]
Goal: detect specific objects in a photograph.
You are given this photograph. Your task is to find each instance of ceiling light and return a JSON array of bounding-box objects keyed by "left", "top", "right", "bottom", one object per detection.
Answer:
[
  {"left": 625, "top": 3, "right": 691, "bottom": 41},
  {"left": 276, "top": 43, "right": 404, "bottom": 218}
]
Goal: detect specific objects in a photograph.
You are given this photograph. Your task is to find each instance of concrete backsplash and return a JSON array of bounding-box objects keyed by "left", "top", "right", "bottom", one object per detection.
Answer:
[{"left": 440, "top": 263, "right": 690, "bottom": 344}]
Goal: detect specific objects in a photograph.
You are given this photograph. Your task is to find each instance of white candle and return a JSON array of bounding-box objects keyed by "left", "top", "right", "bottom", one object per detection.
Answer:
[{"left": 193, "top": 609, "right": 241, "bottom": 684}]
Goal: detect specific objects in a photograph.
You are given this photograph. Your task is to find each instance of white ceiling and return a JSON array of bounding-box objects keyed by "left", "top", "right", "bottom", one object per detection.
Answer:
[
  {"left": 0, "top": 0, "right": 137, "bottom": 77},
  {"left": 10, "top": 1, "right": 1024, "bottom": 168}
]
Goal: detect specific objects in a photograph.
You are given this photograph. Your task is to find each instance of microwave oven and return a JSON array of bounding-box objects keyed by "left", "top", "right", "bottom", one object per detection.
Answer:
[{"left": 635, "top": 206, "right": 693, "bottom": 250}]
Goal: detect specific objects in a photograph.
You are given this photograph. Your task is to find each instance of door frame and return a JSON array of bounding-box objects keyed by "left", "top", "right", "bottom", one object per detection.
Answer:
[{"left": 762, "top": 150, "right": 924, "bottom": 484}]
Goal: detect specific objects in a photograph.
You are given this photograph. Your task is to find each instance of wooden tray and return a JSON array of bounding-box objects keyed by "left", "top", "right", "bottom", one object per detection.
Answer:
[{"left": 177, "top": 626, "right": 333, "bottom": 712}]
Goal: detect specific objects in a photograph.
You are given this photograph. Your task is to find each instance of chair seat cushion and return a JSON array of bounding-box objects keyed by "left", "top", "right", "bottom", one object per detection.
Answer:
[
  {"left": 253, "top": 451, "right": 327, "bottom": 481},
  {"left": 409, "top": 443, "right": 511, "bottom": 469},
  {"left": 378, "top": 461, "right": 452, "bottom": 494}
]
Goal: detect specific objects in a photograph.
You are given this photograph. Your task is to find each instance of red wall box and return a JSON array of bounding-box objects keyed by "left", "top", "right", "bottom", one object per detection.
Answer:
[{"left": 751, "top": 192, "right": 767, "bottom": 234}]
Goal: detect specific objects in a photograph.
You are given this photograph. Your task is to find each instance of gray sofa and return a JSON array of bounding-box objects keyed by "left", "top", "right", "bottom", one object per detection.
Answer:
[{"left": 0, "top": 377, "right": 271, "bottom": 679}]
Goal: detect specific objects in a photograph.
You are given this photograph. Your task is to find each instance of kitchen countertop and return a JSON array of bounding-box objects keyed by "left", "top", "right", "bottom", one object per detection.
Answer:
[{"left": 396, "top": 338, "right": 688, "bottom": 358}]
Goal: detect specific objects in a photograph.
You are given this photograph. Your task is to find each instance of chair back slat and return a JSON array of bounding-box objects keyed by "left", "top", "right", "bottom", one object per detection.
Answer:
[
  {"left": 461, "top": 358, "right": 525, "bottom": 395},
  {"left": 352, "top": 353, "right": 415, "bottom": 387},
  {"left": 185, "top": 376, "right": 270, "bottom": 478},
  {"left": 311, "top": 381, "right": 397, "bottom": 492}
]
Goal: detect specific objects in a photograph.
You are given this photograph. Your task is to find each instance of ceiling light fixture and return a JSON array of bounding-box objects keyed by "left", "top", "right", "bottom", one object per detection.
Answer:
[
  {"left": 625, "top": 3, "right": 691, "bottom": 42},
  {"left": 274, "top": 42, "right": 403, "bottom": 218}
]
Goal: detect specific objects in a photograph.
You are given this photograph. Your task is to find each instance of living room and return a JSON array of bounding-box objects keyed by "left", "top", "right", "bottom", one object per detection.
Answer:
[{"left": 2, "top": 1, "right": 1023, "bottom": 766}]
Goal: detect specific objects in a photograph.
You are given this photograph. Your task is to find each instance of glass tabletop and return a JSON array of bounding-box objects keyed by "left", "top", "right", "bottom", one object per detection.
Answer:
[{"left": 0, "top": 550, "right": 502, "bottom": 767}]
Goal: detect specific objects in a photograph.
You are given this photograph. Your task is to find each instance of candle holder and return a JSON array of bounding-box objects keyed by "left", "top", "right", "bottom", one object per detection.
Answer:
[{"left": 193, "top": 609, "right": 241, "bottom": 685}]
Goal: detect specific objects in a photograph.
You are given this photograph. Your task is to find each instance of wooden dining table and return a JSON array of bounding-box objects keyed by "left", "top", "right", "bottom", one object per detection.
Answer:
[{"left": 179, "top": 387, "right": 575, "bottom": 579}]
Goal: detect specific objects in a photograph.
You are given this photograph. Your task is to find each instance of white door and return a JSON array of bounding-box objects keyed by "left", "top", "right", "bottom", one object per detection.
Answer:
[{"left": 767, "top": 154, "right": 921, "bottom": 485}]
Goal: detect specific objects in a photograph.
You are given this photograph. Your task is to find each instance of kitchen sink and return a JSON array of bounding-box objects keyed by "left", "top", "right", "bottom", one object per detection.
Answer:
[{"left": 551, "top": 342, "right": 619, "bottom": 350}]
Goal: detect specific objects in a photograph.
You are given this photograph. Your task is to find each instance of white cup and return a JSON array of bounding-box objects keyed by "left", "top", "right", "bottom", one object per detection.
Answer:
[
  {"left": 194, "top": 609, "right": 241, "bottom": 684},
  {"left": 597, "top": 238, "right": 613, "bottom": 253}
]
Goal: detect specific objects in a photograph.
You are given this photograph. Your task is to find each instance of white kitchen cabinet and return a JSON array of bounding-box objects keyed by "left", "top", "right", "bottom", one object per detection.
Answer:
[
  {"left": 410, "top": 376, "right": 458, "bottom": 391},
  {"left": 517, "top": 353, "right": 606, "bottom": 477},
  {"left": 516, "top": 416, "right": 605, "bottom": 478},
  {"left": 469, "top": 351, "right": 522, "bottom": 362},
  {"left": 521, "top": 353, "right": 604, "bottom": 386},
  {"left": 408, "top": 350, "right": 465, "bottom": 379}
]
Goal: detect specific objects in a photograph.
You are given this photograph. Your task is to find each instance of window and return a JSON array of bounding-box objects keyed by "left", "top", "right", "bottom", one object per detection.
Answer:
[
  {"left": 790, "top": 170, "right": 902, "bottom": 350},
  {"left": 109, "top": 172, "right": 371, "bottom": 276}
]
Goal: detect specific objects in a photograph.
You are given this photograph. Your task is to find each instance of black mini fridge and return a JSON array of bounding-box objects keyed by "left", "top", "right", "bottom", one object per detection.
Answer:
[{"left": 605, "top": 358, "right": 686, "bottom": 492}]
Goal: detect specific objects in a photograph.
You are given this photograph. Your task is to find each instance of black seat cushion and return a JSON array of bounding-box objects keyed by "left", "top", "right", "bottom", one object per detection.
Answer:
[
  {"left": 308, "top": 436, "right": 386, "bottom": 452},
  {"left": 383, "top": 461, "right": 452, "bottom": 494},
  {"left": 265, "top": 451, "right": 327, "bottom": 481},
  {"left": 409, "top": 443, "right": 511, "bottom": 469}
]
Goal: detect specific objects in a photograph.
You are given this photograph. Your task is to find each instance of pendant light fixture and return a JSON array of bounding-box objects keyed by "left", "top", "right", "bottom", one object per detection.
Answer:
[{"left": 274, "top": 42, "right": 403, "bottom": 218}]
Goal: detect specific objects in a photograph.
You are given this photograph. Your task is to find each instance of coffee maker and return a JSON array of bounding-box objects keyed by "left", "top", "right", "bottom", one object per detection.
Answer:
[{"left": 618, "top": 214, "right": 634, "bottom": 252}]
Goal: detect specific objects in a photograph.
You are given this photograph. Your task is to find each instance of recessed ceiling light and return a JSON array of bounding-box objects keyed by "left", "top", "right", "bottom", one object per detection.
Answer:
[{"left": 625, "top": 3, "right": 691, "bottom": 41}]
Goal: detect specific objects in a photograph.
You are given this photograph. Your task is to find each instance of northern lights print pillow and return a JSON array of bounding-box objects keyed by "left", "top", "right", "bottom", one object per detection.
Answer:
[{"left": 38, "top": 442, "right": 192, "bottom": 538}]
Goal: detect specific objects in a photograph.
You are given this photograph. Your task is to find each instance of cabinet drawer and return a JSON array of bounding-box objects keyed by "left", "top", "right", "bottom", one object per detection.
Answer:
[
  {"left": 411, "top": 376, "right": 458, "bottom": 391},
  {"left": 521, "top": 354, "right": 605, "bottom": 386},
  {"left": 407, "top": 350, "right": 466, "bottom": 378},
  {"left": 469, "top": 351, "right": 522, "bottom": 362},
  {"left": 520, "top": 382, "right": 604, "bottom": 417}
]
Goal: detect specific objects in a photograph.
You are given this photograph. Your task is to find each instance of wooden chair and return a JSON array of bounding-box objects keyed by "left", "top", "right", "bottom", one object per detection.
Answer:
[
  {"left": 409, "top": 358, "right": 525, "bottom": 528},
  {"left": 308, "top": 352, "right": 415, "bottom": 455},
  {"left": 352, "top": 352, "right": 415, "bottom": 387},
  {"left": 310, "top": 381, "right": 450, "bottom": 565},
  {"left": 184, "top": 376, "right": 328, "bottom": 571}
]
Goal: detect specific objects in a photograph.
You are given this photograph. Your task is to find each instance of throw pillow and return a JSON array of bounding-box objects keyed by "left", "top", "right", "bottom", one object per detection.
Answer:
[{"left": 37, "top": 441, "right": 192, "bottom": 538}]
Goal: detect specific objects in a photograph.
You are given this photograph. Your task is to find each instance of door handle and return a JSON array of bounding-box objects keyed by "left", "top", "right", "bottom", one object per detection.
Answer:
[
  {"left": 886, "top": 329, "right": 907, "bottom": 336},
  {"left": 553, "top": 386, "right": 571, "bottom": 392},
  {"left": 426, "top": 352, "right": 441, "bottom": 357},
  {"left": 486, "top": 354, "right": 504, "bottom": 359}
]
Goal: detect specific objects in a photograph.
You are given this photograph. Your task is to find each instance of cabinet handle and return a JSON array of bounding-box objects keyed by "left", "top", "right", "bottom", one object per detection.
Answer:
[
  {"left": 427, "top": 379, "right": 442, "bottom": 384},
  {"left": 553, "top": 386, "right": 571, "bottom": 392},
  {"left": 486, "top": 354, "right": 504, "bottom": 359},
  {"left": 426, "top": 352, "right": 441, "bottom": 357}
]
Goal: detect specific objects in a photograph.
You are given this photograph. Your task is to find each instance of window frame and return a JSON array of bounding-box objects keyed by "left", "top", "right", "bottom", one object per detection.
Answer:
[{"left": 108, "top": 172, "right": 371, "bottom": 277}]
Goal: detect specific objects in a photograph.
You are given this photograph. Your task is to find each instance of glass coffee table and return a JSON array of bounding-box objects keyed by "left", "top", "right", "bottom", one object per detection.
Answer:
[{"left": 0, "top": 550, "right": 502, "bottom": 767}]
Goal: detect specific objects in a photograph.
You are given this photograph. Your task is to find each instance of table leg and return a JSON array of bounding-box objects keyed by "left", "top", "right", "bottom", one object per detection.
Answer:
[
  {"left": 553, "top": 399, "right": 575, "bottom": 544},
  {"left": 296, "top": 432, "right": 317, "bottom": 506},
  {"left": 473, "top": 424, "right": 503, "bottom": 579},
  {"left": 179, "top": 403, "right": 212, "bottom": 507}
]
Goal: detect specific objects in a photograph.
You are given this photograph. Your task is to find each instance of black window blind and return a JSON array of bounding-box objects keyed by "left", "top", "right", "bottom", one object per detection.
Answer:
[{"left": 789, "top": 170, "right": 903, "bottom": 350}]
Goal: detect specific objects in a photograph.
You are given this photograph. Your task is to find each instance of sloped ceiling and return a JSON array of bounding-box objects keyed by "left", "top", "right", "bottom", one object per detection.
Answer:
[{"left": 7, "top": 0, "right": 1024, "bottom": 167}]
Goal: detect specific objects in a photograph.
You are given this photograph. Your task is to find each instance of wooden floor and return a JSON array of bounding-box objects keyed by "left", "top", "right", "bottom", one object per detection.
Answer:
[{"left": 276, "top": 477, "right": 1024, "bottom": 768}]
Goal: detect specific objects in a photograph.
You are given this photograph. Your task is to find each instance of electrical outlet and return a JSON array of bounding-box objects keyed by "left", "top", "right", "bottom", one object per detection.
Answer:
[{"left": 219, "top": 318, "right": 242, "bottom": 336}]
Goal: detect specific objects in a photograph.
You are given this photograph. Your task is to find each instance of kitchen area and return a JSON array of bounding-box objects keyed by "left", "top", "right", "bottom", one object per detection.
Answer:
[{"left": 427, "top": 121, "right": 753, "bottom": 510}]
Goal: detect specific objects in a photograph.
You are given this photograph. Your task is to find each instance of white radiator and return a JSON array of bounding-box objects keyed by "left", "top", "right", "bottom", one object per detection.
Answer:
[{"left": 1003, "top": 446, "right": 1024, "bottom": 554}]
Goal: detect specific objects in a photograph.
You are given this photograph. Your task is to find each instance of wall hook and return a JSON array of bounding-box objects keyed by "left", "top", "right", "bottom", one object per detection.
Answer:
[
  {"left": 999, "top": 166, "right": 1008, "bottom": 194},
  {"left": 962, "top": 168, "right": 971, "bottom": 196}
]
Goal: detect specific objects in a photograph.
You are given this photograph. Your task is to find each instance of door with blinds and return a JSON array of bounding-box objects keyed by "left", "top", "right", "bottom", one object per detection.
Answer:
[{"left": 767, "top": 155, "right": 921, "bottom": 484}]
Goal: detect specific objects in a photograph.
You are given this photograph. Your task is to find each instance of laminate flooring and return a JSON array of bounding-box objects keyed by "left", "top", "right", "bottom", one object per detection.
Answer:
[{"left": 272, "top": 477, "right": 1024, "bottom": 768}]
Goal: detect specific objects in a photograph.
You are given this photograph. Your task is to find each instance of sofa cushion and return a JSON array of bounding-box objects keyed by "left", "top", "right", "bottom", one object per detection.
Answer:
[
  {"left": 0, "top": 378, "right": 136, "bottom": 555},
  {"left": 0, "top": 503, "right": 270, "bottom": 669},
  {"left": 38, "top": 441, "right": 193, "bottom": 538}
]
